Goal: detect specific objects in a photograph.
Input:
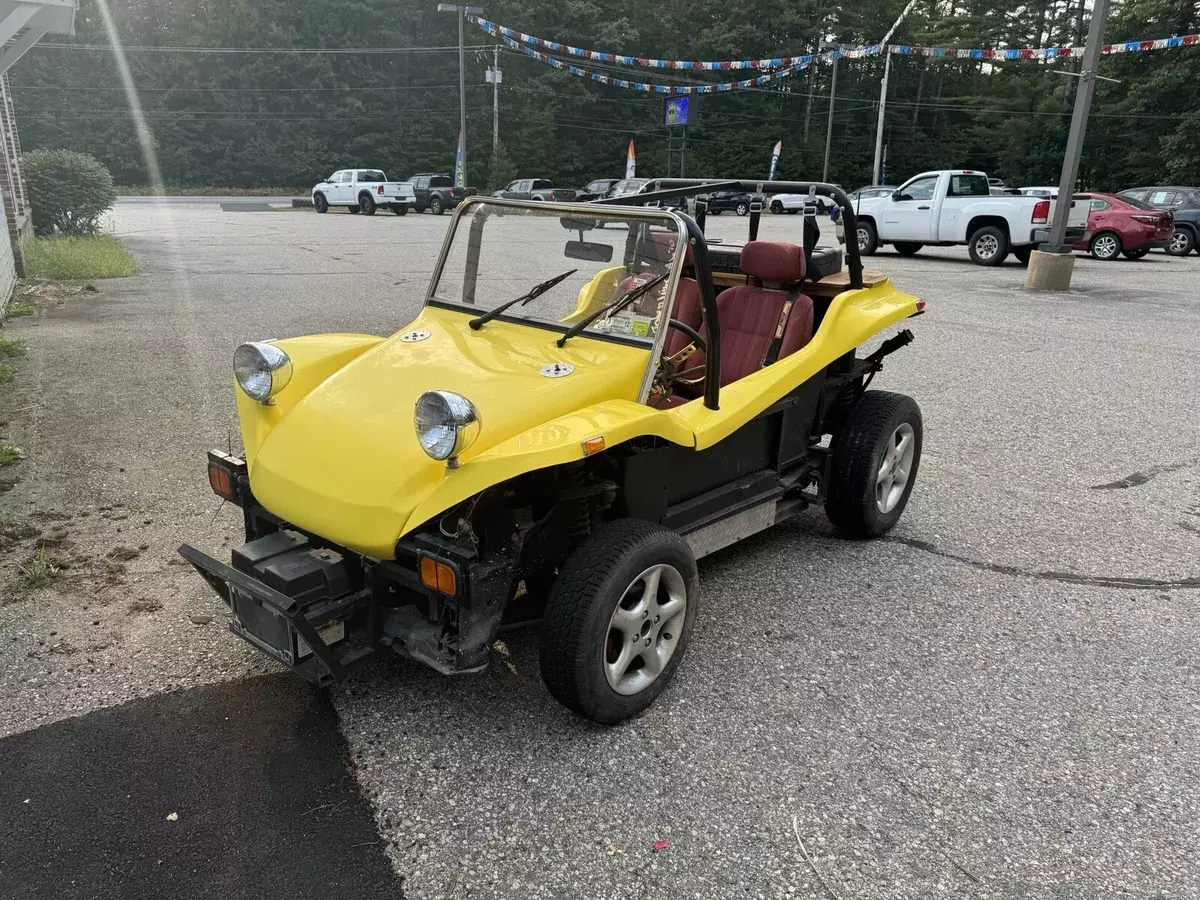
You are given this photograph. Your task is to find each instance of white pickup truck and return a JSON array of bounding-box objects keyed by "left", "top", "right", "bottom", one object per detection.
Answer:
[
  {"left": 312, "top": 169, "right": 416, "bottom": 216},
  {"left": 841, "top": 170, "right": 1090, "bottom": 265}
]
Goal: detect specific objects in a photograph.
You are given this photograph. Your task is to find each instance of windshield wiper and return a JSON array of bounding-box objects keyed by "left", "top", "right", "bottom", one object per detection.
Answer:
[
  {"left": 556, "top": 273, "right": 669, "bottom": 347},
  {"left": 468, "top": 268, "right": 578, "bottom": 330}
]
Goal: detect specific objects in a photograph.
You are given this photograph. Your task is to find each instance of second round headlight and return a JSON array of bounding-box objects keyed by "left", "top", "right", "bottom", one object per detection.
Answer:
[
  {"left": 234, "top": 341, "right": 293, "bottom": 403},
  {"left": 414, "top": 391, "right": 481, "bottom": 463}
]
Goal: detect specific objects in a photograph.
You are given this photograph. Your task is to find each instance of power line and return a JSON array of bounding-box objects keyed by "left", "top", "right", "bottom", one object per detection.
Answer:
[{"left": 34, "top": 42, "right": 494, "bottom": 54}]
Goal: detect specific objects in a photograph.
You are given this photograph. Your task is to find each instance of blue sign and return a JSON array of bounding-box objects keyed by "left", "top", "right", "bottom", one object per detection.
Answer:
[{"left": 663, "top": 95, "right": 695, "bottom": 127}]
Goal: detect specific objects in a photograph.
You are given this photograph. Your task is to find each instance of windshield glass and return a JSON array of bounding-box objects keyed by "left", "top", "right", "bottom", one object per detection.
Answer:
[
  {"left": 1118, "top": 194, "right": 1156, "bottom": 210},
  {"left": 431, "top": 200, "right": 683, "bottom": 346}
]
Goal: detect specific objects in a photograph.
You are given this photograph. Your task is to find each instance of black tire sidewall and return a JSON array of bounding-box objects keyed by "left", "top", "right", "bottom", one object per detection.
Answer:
[
  {"left": 1166, "top": 227, "right": 1194, "bottom": 256},
  {"left": 359, "top": 194, "right": 376, "bottom": 215},
  {"left": 771, "top": 201, "right": 783, "bottom": 214},
  {"left": 313, "top": 193, "right": 328, "bottom": 213},
  {"left": 539, "top": 520, "right": 699, "bottom": 724},
  {"left": 431, "top": 196, "right": 444, "bottom": 215},
  {"left": 736, "top": 202, "right": 748, "bottom": 216},
  {"left": 858, "top": 221, "right": 878, "bottom": 255},
  {"left": 969, "top": 226, "right": 1008, "bottom": 266},
  {"left": 826, "top": 391, "right": 923, "bottom": 538}
]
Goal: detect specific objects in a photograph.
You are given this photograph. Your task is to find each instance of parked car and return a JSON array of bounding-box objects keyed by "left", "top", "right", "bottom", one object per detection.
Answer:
[
  {"left": 1071, "top": 192, "right": 1174, "bottom": 260},
  {"left": 769, "top": 190, "right": 841, "bottom": 215},
  {"left": 180, "top": 186, "right": 926, "bottom": 724},
  {"left": 605, "top": 178, "right": 648, "bottom": 199},
  {"left": 576, "top": 178, "right": 619, "bottom": 201},
  {"left": 1019, "top": 186, "right": 1060, "bottom": 199},
  {"left": 311, "top": 169, "right": 415, "bottom": 216},
  {"left": 493, "top": 178, "right": 577, "bottom": 202},
  {"left": 705, "top": 190, "right": 754, "bottom": 216},
  {"left": 844, "top": 170, "right": 1090, "bottom": 265},
  {"left": 1116, "top": 186, "right": 1199, "bottom": 256},
  {"left": 408, "top": 173, "right": 476, "bottom": 215}
]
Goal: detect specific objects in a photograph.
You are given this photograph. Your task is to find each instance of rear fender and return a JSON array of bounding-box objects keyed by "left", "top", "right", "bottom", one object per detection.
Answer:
[
  {"left": 237, "top": 333, "right": 385, "bottom": 464},
  {"left": 401, "top": 399, "right": 695, "bottom": 536}
]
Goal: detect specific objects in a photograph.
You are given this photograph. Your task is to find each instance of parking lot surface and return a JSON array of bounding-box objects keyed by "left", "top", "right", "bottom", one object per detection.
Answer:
[{"left": 2, "top": 202, "right": 1198, "bottom": 899}]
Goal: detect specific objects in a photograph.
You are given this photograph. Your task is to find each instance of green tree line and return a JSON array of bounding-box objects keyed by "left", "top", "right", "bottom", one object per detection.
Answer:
[{"left": 10, "top": 0, "right": 1200, "bottom": 191}]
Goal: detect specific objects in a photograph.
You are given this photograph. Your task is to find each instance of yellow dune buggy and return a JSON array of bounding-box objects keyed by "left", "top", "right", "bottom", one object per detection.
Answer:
[{"left": 180, "top": 181, "right": 925, "bottom": 724}]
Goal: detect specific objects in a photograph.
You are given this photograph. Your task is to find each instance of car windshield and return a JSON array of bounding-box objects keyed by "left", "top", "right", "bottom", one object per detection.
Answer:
[
  {"left": 430, "top": 199, "right": 682, "bottom": 346},
  {"left": 1118, "top": 194, "right": 1156, "bottom": 211}
]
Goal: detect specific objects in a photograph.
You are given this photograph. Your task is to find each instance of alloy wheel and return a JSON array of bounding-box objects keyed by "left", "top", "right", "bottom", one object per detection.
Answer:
[
  {"left": 975, "top": 234, "right": 999, "bottom": 261},
  {"left": 876, "top": 422, "right": 915, "bottom": 514},
  {"left": 1093, "top": 234, "right": 1118, "bottom": 259},
  {"left": 604, "top": 564, "right": 687, "bottom": 696},
  {"left": 857, "top": 227, "right": 870, "bottom": 252},
  {"left": 1169, "top": 231, "right": 1189, "bottom": 254}
]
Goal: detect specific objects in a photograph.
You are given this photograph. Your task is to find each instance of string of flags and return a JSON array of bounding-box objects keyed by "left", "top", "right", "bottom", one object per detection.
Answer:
[{"left": 468, "top": 13, "right": 1199, "bottom": 91}]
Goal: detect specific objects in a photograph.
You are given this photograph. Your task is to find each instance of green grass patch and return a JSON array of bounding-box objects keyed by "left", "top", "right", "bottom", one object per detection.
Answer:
[
  {"left": 25, "top": 235, "right": 137, "bottom": 280},
  {"left": 0, "top": 333, "right": 25, "bottom": 356},
  {"left": 117, "top": 184, "right": 306, "bottom": 196},
  {"left": 19, "top": 546, "right": 60, "bottom": 588},
  {"left": 0, "top": 363, "right": 14, "bottom": 384},
  {"left": 0, "top": 443, "right": 25, "bottom": 465},
  {"left": 5, "top": 299, "right": 35, "bottom": 317}
]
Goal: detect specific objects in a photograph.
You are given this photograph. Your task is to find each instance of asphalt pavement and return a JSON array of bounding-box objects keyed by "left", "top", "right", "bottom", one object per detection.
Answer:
[{"left": 1, "top": 201, "right": 1198, "bottom": 899}]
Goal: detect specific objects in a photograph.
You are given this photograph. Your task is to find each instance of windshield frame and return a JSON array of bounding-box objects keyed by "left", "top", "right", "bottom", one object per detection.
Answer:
[{"left": 424, "top": 196, "right": 690, "bottom": 401}]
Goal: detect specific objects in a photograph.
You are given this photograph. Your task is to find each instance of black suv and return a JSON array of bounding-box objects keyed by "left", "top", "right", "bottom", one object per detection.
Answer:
[{"left": 1117, "top": 186, "right": 1199, "bottom": 256}]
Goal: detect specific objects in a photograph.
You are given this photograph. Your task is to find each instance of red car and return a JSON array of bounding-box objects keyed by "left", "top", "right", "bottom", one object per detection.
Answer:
[{"left": 1073, "top": 192, "right": 1174, "bottom": 260}]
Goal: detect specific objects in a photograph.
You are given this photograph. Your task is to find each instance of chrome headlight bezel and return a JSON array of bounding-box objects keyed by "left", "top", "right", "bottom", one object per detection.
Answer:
[
  {"left": 414, "top": 390, "right": 481, "bottom": 465},
  {"left": 233, "top": 341, "right": 293, "bottom": 403}
]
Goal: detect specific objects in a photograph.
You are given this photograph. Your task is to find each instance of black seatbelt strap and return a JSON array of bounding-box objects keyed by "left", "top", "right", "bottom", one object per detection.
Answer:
[{"left": 761, "top": 287, "right": 804, "bottom": 367}]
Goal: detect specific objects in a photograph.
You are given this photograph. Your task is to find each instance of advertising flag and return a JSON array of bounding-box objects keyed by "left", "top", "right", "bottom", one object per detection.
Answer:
[
  {"left": 454, "top": 131, "right": 465, "bottom": 188},
  {"left": 625, "top": 140, "right": 636, "bottom": 178},
  {"left": 768, "top": 140, "right": 782, "bottom": 180}
]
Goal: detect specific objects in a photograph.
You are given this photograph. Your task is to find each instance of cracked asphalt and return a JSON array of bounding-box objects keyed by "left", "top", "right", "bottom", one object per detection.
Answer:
[{"left": 2, "top": 201, "right": 1198, "bottom": 899}]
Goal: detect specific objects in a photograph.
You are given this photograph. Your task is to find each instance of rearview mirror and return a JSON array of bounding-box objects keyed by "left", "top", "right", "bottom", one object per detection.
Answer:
[
  {"left": 565, "top": 240, "right": 613, "bottom": 263},
  {"left": 560, "top": 217, "right": 598, "bottom": 232}
]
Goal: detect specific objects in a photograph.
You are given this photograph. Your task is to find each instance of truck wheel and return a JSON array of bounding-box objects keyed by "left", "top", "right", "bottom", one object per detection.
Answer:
[
  {"left": 358, "top": 193, "right": 377, "bottom": 216},
  {"left": 1013, "top": 247, "right": 1032, "bottom": 265},
  {"left": 968, "top": 226, "right": 1008, "bottom": 265},
  {"left": 856, "top": 220, "right": 878, "bottom": 255},
  {"left": 735, "top": 201, "right": 749, "bottom": 216},
  {"left": 893, "top": 242, "right": 922, "bottom": 256},
  {"left": 1167, "top": 227, "right": 1194, "bottom": 257},
  {"left": 770, "top": 200, "right": 784, "bottom": 214},
  {"left": 1088, "top": 231, "right": 1121, "bottom": 260},
  {"left": 826, "top": 391, "right": 923, "bottom": 539},
  {"left": 539, "top": 518, "right": 699, "bottom": 724},
  {"left": 391, "top": 204, "right": 408, "bottom": 216},
  {"left": 313, "top": 193, "right": 329, "bottom": 214},
  {"left": 430, "top": 195, "right": 445, "bottom": 215}
]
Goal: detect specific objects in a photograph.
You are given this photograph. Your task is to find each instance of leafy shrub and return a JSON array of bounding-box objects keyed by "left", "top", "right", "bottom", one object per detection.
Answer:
[{"left": 25, "top": 149, "right": 118, "bottom": 237}]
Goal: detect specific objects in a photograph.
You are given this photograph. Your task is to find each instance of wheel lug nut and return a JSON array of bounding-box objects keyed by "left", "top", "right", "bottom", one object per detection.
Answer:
[
  {"left": 644, "top": 638, "right": 651, "bottom": 647},
  {"left": 654, "top": 615, "right": 660, "bottom": 623},
  {"left": 642, "top": 611, "right": 648, "bottom": 619}
]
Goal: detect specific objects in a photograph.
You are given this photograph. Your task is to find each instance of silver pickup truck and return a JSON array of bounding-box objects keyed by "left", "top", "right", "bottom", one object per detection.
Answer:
[{"left": 312, "top": 169, "right": 416, "bottom": 216}]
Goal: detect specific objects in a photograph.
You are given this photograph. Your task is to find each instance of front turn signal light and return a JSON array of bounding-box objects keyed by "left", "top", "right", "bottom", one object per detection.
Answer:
[{"left": 419, "top": 557, "right": 457, "bottom": 595}]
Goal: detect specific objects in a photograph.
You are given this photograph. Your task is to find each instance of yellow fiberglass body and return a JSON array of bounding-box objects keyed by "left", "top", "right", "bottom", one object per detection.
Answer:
[{"left": 234, "top": 276, "right": 918, "bottom": 561}]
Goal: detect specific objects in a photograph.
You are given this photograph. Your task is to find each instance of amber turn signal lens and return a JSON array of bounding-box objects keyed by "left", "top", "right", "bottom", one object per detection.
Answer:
[
  {"left": 419, "top": 557, "right": 457, "bottom": 595},
  {"left": 581, "top": 436, "right": 606, "bottom": 456},
  {"left": 207, "top": 464, "right": 234, "bottom": 500}
]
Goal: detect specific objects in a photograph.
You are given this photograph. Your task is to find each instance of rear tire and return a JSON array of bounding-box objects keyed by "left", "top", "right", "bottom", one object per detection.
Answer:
[
  {"left": 313, "top": 193, "right": 329, "bottom": 214},
  {"left": 770, "top": 200, "right": 784, "bottom": 214},
  {"left": 1089, "top": 231, "right": 1121, "bottom": 260},
  {"left": 857, "top": 220, "right": 879, "bottom": 256},
  {"left": 430, "top": 195, "right": 445, "bottom": 215},
  {"left": 826, "top": 391, "right": 923, "bottom": 539},
  {"left": 735, "top": 201, "right": 749, "bottom": 216},
  {"left": 893, "top": 242, "right": 922, "bottom": 256},
  {"left": 539, "top": 519, "right": 699, "bottom": 724},
  {"left": 358, "top": 193, "right": 377, "bottom": 215},
  {"left": 1121, "top": 247, "right": 1149, "bottom": 260},
  {"left": 1166, "top": 227, "right": 1194, "bottom": 257},
  {"left": 968, "top": 225, "right": 1008, "bottom": 265}
]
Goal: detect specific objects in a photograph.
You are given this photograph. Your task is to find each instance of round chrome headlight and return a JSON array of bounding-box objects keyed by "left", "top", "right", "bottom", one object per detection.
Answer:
[
  {"left": 414, "top": 391, "right": 481, "bottom": 464},
  {"left": 234, "top": 341, "right": 293, "bottom": 403}
]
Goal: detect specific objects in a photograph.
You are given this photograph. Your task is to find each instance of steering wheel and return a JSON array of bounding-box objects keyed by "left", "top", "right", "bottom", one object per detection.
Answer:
[
  {"left": 652, "top": 320, "right": 708, "bottom": 402},
  {"left": 666, "top": 319, "right": 706, "bottom": 353}
]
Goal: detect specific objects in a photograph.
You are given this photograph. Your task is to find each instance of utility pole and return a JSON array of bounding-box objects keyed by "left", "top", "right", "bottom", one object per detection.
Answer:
[
  {"left": 486, "top": 44, "right": 500, "bottom": 152},
  {"left": 1046, "top": 0, "right": 1110, "bottom": 249},
  {"left": 437, "top": 3, "right": 483, "bottom": 185},
  {"left": 822, "top": 54, "right": 838, "bottom": 183},
  {"left": 872, "top": 0, "right": 919, "bottom": 185}
]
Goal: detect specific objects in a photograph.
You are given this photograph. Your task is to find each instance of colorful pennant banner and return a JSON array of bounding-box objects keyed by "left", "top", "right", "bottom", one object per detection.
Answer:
[{"left": 889, "top": 33, "right": 1199, "bottom": 59}]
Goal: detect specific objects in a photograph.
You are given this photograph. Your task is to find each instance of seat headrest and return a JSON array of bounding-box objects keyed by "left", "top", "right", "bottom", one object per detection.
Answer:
[
  {"left": 641, "top": 230, "right": 694, "bottom": 269},
  {"left": 739, "top": 241, "right": 806, "bottom": 285}
]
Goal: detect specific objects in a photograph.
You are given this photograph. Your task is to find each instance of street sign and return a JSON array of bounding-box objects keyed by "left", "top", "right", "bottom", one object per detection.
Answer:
[{"left": 663, "top": 96, "right": 695, "bottom": 128}]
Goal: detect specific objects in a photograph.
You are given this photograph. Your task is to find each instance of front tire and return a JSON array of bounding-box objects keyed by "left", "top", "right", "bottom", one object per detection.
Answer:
[
  {"left": 968, "top": 225, "right": 1008, "bottom": 266},
  {"left": 313, "top": 193, "right": 329, "bottom": 214},
  {"left": 826, "top": 391, "right": 923, "bottom": 538},
  {"left": 893, "top": 242, "right": 922, "bottom": 256},
  {"left": 539, "top": 519, "right": 699, "bottom": 724},
  {"left": 430, "top": 195, "right": 445, "bottom": 215},
  {"left": 770, "top": 200, "right": 783, "bottom": 214},
  {"left": 735, "top": 201, "right": 749, "bottom": 216},
  {"left": 857, "top": 220, "right": 879, "bottom": 256},
  {"left": 1166, "top": 227, "right": 1194, "bottom": 257}
]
